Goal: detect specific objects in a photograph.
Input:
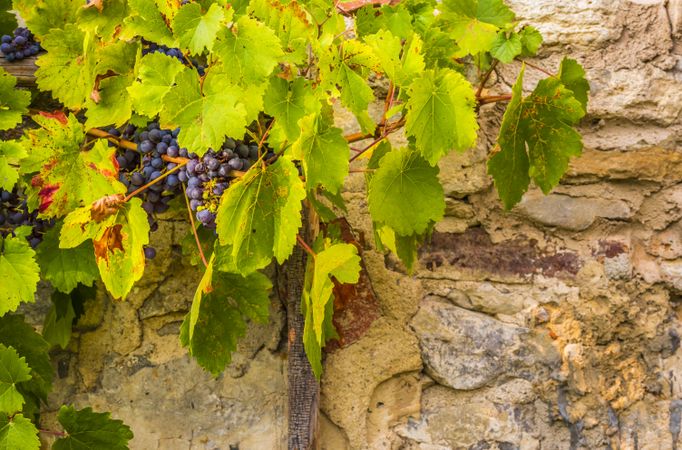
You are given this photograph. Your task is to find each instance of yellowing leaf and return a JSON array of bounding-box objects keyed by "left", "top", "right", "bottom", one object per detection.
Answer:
[
  {"left": 0, "top": 68, "right": 29, "bottom": 131},
  {"left": 172, "top": 2, "right": 227, "bottom": 55},
  {"left": 0, "top": 235, "right": 40, "bottom": 316}
]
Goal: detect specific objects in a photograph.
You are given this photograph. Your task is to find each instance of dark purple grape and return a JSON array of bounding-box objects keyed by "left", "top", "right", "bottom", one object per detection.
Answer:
[{"left": 144, "top": 247, "right": 157, "bottom": 259}]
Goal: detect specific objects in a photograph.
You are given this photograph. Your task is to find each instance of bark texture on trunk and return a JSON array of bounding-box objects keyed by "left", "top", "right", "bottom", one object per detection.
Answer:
[{"left": 280, "top": 234, "right": 319, "bottom": 450}]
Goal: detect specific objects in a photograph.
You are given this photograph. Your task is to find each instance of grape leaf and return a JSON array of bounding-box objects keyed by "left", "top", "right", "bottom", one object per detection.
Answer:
[
  {"left": 559, "top": 57, "right": 589, "bottom": 112},
  {"left": 291, "top": 111, "right": 349, "bottom": 194},
  {"left": 214, "top": 16, "right": 283, "bottom": 84},
  {"left": 23, "top": 122, "right": 125, "bottom": 218},
  {"left": 60, "top": 197, "right": 150, "bottom": 300},
  {"left": 53, "top": 406, "right": 133, "bottom": 450},
  {"left": 128, "top": 53, "right": 187, "bottom": 118},
  {"left": 77, "top": 0, "right": 129, "bottom": 39},
  {"left": 19, "top": 112, "right": 83, "bottom": 174},
  {"left": 216, "top": 156, "right": 305, "bottom": 275},
  {"left": 488, "top": 64, "right": 587, "bottom": 209},
  {"left": 0, "top": 345, "right": 31, "bottom": 414},
  {"left": 42, "top": 291, "right": 76, "bottom": 350},
  {"left": 36, "top": 223, "right": 98, "bottom": 294},
  {"left": 519, "top": 25, "right": 542, "bottom": 57},
  {"left": 439, "top": 0, "right": 515, "bottom": 56},
  {"left": 263, "top": 77, "right": 318, "bottom": 143},
  {"left": 0, "top": 0, "right": 17, "bottom": 36},
  {"left": 123, "top": 0, "right": 177, "bottom": 46},
  {"left": 248, "top": 0, "right": 313, "bottom": 64},
  {"left": 490, "top": 31, "right": 522, "bottom": 63},
  {"left": 318, "top": 40, "right": 378, "bottom": 133},
  {"left": 375, "top": 225, "right": 420, "bottom": 272},
  {"left": 355, "top": 3, "right": 414, "bottom": 39},
  {"left": 0, "top": 413, "right": 39, "bottom": 450},
  {"left": 0, "top": 68, "right": 29, "bottom": 131},
  {"left": 0, "top": 315, "right": 53, "bottom": 407},
  {"left": 405, "top": 68, "right": 478, "bottom": 165},
  {"left": 159, "top": 67, "right": 248, "bottom": 157},
  {"left": 181, "top": 256, "right": 271, "bottom": 375},
  {"left": 11, "top": 0, "right": 80, "bottom": 38},
  {"left": 85, "top": 74, "right": 135, "bottom": 129},
  {"left": 0, "top": 141, "right": 25, "bottom": 192},
  {"left": 35, "top": 24, "right": 97, "bottom": 109},
  {"left": 364, "top": 30, "right": 425, "bottom": 88},
  {"left": 172, "top": 2, "right": 227, "bottom": 55},
  {"left": 309, "top": 243, "right": 360, "bottom": 343},
  {"left": 368, "top": 146, "right": 445, "bottom": 236},
  {"left": 0, "top": 236, "right": 39, "bottom": 317}
]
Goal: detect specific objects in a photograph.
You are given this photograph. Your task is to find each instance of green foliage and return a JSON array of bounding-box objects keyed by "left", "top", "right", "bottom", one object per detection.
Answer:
[
  {"left": 181, "top": 255, "right": 272, "bottom": 375},
  {"left": 0, "top": 0, "right": 589, "bottom": 434},
  {"left": 53, "top": 406, "right": 134, "bottom": 450},
  {"left": 0, "top": 236, "right": 39, "bottom": 316},
  {"left": 488, "top": 59, "right": 588, "bottom": 208},
  {"left": 0, "top": 345, "right": 31, "bottom": 414},
  {"left": 0, "top": 0, "right": 17, "bottom": 36},
  {"left": 0, "top": 413, "right": 39, "bottom": 450}
]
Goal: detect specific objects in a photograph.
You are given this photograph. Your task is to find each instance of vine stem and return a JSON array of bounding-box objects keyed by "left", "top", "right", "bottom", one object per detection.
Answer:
[
  {"left": 123, "top": 160, "right": 188, "bottom": 202},
  {"left": 86, "top": 128, "right": 137, "bottom": 151},
  {"left": 519, "top": 59, "right": 554, "bottom": 77},
  {"left": 296, "top": 234, "right": 316, "bottom": 259},
  {"left": 476, "top": 60, "right": 498, "bottom": 99},
  {"left": 349, "top": 168, "right": 375, "bottom": 173},
  {"left": 182, "top": 184, "right": 209, "bottom": 269},
  {"left": 344, "top": 117, "right": 405, "bottom": 146},
  {"left": 39, "top": 429, "right": 67, "bottom": 437},
  {"left": 478, "top": 94, "right": 513, "bottom": 105}
]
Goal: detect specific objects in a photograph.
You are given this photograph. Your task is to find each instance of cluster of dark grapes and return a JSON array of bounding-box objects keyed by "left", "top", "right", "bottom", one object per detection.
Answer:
[
  {"left": 0, "top": 188, "right": 55, "bottom": 248},
  {"left": 1, "top": 28, "right": 41, "bottom": 61},
  {"left": 111, "top": 122, "right": 266, "bottom": 257}
]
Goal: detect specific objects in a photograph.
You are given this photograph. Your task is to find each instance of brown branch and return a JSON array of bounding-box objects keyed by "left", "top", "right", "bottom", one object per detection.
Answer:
[
  {"left": 86, "top": 128, "right": 137, "bottom": 151},
  {"left": 476, "top": 60, "right": 498, "bottom": 99},
  {"left": 519, "top": 59, "right": 554, "bottom": 77},
  {"left": 477, "top": 94, "right": 513, "bottom": 105},
  {"left": 182, "top": 184, "right": 209, "bottom": 268},
  {"left": 296, "top": 234, "right": 316, "bottom": 259}
]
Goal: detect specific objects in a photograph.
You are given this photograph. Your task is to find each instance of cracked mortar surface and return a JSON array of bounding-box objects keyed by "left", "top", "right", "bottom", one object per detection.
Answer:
[{"left": 21, "top": 0, "right": 682, "bottom": 448}]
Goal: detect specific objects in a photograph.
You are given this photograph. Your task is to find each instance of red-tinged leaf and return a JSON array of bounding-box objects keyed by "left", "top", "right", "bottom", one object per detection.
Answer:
[
  {"left": 90, "top": 194, "right": 125, "bottom": 222},
  {"left": 20, "top": 114, "right": 126, "bottom": 218},
  {"left": 93, "top": 224, "right": 124, "bottom": 263},
  {"left": 83, "top": 0, "right": 104, "bottom": 11},
  {"left": 38, "top": 110, "right": 68, "bottom": 125}
]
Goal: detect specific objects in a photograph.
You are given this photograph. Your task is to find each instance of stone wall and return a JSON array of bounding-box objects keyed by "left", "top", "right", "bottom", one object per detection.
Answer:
[{"left": 28, "top": 0, "right": 682, "bottom": 449}]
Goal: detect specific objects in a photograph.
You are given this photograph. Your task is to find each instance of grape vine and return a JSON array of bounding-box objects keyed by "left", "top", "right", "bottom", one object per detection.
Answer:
[{"left": 0, "top": 0, "right": 589, "bottom": 448}]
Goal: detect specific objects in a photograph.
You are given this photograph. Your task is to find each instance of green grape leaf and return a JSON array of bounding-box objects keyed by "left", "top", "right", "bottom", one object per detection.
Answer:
[
  {"left": 24, "top": 121, "right": 125, "bottom": 218},
  {"left": 0, "top": 345, "right": 31, "bottom": 414},
  {"left": 490, "top": 31, "right": 522, "bottom": 63},
  {"left": 369, "top": 147, "right": 444, "bottom": 236},
  {"left": 319, "top": 40, "right": 378, "bottom": 133},
  {"left": 11, "top": 0, "right": 80, "bottom": 38},
  {"left": 0, "top": 315, "right": 52, "bottom": 405},
  {"left": 77, "top": 0, "right": 129, "bottom": 39},
  {"left": 172, "top": 2, "right": 227, "bottom": 55},
  {"left": 0, "top": 413, "right": 39, "bottom": 450},
  {"left": 85, "top": 74, "right": 135, "bottom": 129},
  {"left": 439, "top": 0, "right": 515, "bottom": 56},
  {"left": 36, "top": 223, "right": 98, "bottom": 294},
  {"left": 35, "top": 24, "right": 97, "bottom": 109},
  {"left": 159, "top": 67, "right": 247, "bottom": 157},
  {"left": 181, "top": 257, "right": 271, "bottom": 375},
  {"left": 123, "top": 0, "right": 177, "bottom": 47},
  {"left": 42, "top": 292, "right": 76, "bottom": 350},
  {"left": 216, "top": 156, "right": 305, "bottom": 275},
  {"left": 128, "top": 52, "right": 187, "bottom": 118},
  {"left": 0, "top": 0, "right": 17, "bottom": 36},
  {"left": 309, "top": 243, "right": 360, "bottom": 342},
  {"left": 519, "top": 25, "right": 542, "bottom": 57},
  {"left": 248, "top": 0, "right": 313, "bottom": 64},
  {"left": 364, "top": 30, "right": 425, "bottom": 88},
  {"left": 215, "top": 16, "right": 283, "bottom": 84},
  {"left": 180, "top": 225, "right": 216, "bottom": 267},
  {"left": 53, "top": 406, "right": 133, "bottom": 450},
  {"left": 405, "top": 69, "right": 478, "bottom": 165},
  {"left": 60, "top": 198, "right": 150, "bottom": 300},
  {"left": 291, "top": 111, "right": 349, "bottom": 194},
  {"left": 263, "top": 77, "right": 318, "bottom": 143},
  {"left": 559, "top": 57, "right": 589, "bottom": 112},
  {"left": 374, "top": 225, "right": 420, "bottom": 272},
  {"left": 0, "top": 236, "right": 39, "bottom": 317},
  {"left": 19, "top": 112, "right": 83, "bottom": 174},
  {"left": 0, "top": 141, "right": 26, "bottom": 192},
  {"left": 355, "top": 4, "right": 413, "bottom": 39},
  {"left": 93, "top": 40, "right": 139, "bottom": 77},
  {"left": 0, "top": 68, "right": 29, "bottom": 131},
  {"left": 488, "top": 65, "right": 587, "bottom": 209}
]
